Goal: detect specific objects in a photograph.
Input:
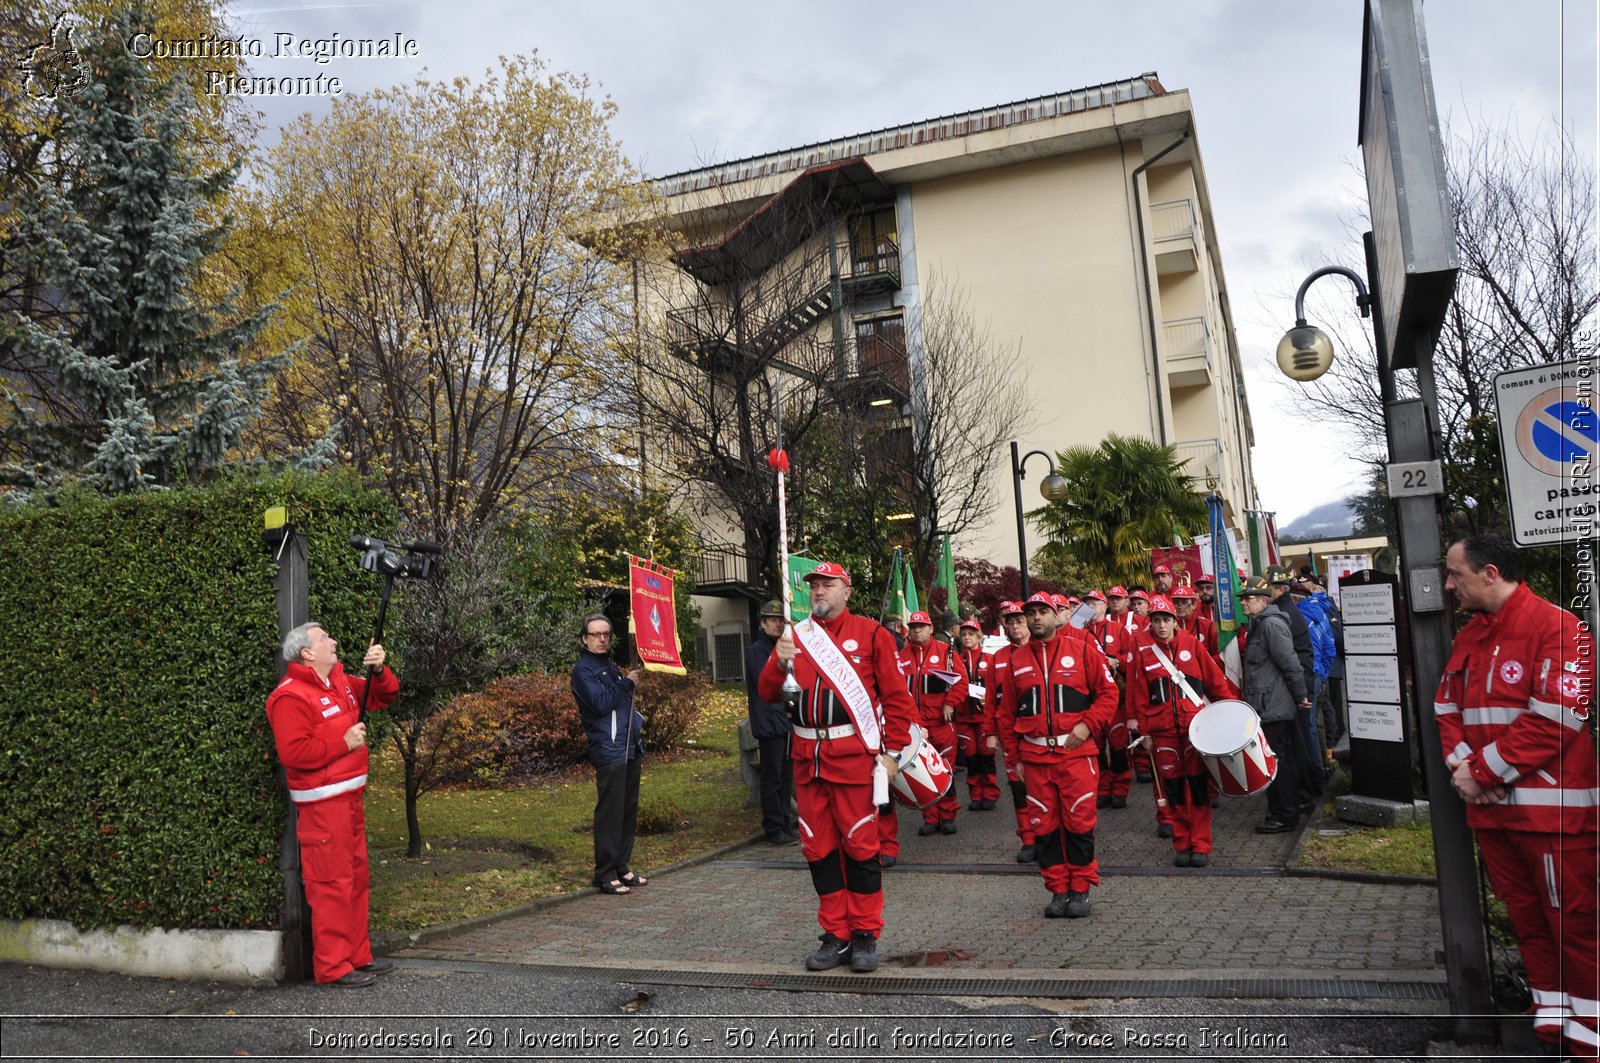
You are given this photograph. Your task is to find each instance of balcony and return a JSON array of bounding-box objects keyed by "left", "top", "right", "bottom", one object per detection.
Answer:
[
  {"left": 840, "top": 234, "right": 902, "bottom": 298},
  {"left": 687, "top": 545, "right": 767, "bottom": 601},
  {"left": 1173, "top": 437, "right": 1223, "bottom": 491},
  {"left": 1162, "top": 315, "right": 1213, "bottom": 389},
  {"left": 1150, "top": 199, "right": 1199, "bottom": 275},
  {"left": 835, "top": 330, "right": 910, "bottom": 408}
]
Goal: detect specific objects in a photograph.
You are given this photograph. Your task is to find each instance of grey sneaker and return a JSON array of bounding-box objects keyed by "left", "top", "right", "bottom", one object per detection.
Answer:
[
  {"left": 1044, "top": 892, "right": 1074, "bottom": 918},
  {"left": 1063, "top": 890, "right": 1091, "bottom": 919},
  {"left": 849, "top": 932, "right": 878, "bottom": 973},
  {"left": 804, "top": 933, "right": 852, "bottom": 971}
]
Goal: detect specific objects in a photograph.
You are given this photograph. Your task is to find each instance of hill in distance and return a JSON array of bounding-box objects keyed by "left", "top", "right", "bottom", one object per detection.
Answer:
[{"left": 1278, "top": 498, "right": 1358, "bottom": 542}]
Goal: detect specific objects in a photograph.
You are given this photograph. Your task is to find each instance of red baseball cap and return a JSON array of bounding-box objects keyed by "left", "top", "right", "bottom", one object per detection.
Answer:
[
  {"left": 959, "top": 617, "right": 981, "bottom": 631},
  {"left": 1153, "top": 564, "right": 1171, "bottom": 575},
  {"left": 1196, "top": 573, "right": 1215, "bottom": 584},
  {"left": 1024, "top": 592, "right": 1056, "bottom": 609},
  {"left": 907, "top": 611, "right": 933, "bottom": 626},
  {"left": 1171, "top": 584, "right": 1197, "bottom": 600},
  {"left": 1147, "top": 594, "right": 1177, "bottom": 616},
  {"left": 1084, "top": 589, "right": 1106, "bottom": 603},
  {"left": 1051, "top": 593, "right": 1070, "bottom": 609},
  {"left": 1107, "top": 585, "right": 1128, "bottom": 597},
  {"left": 1129, "top": 589, "right": 1149, "bottom": 601},
  {"left": 1000, "top": 600, "right": 1024, "bottom": 617},
  {"left": 802, "top": 561, "right": 850, "bottom": 586}
]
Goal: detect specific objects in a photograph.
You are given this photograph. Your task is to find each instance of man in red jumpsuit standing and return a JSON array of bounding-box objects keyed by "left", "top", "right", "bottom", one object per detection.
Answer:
[
  {"left": 900, "top": 610, "right": 967, "bottom": 835},
  {"left": 1125, "top": 595, "right": 1237, "bottom": 868},
  {"left": 1086, "top": 590, "right": 1132, "bottom": 810},
  {"left": 761, "top": 562, "right": 916, "bottom": 974},
  {"left": 1436, "top": 532, "right": 1598, "bottom": 1058},
  {"left": 952, "top": 617, "right": 998, "bottom": 811},
  {"left": 267, "top": 622, "right": 400, "bottom": 988},
  {"left": 997, "top": 592, "right": 1118, "bottom": 918},
  {"left": 985, "top": 600, "right": 1036, "bottom": 862}
]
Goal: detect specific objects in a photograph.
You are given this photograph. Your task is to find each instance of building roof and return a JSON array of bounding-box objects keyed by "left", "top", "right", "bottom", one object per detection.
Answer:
[{"left": 654, "top": 73, "right": 1166, "bottom": 197}]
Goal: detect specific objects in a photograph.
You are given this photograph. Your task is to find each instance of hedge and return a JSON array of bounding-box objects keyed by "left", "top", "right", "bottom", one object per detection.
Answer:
[{"left": 0, "top": 470, "right": 394, "bottom": 930}]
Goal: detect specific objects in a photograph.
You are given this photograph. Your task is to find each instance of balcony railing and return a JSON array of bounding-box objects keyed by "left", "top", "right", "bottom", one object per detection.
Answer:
[
  {"left": 1150, "top": 199, "right": 1196, "bottom": 241},
  {"left": 1173, "top": 437, "right": 1223, "bottom": 490},
  {"left": 687, "top": 545, "right": 764, "bottom": 599},
  {"left": 843, "top": 331, "right": 910, "bottom": 404},
  {"left": 841, "top": 235, "right": 901, "bottom": 293},
  {"left": 1162, "top": 315, "right": 1213, "bottom": 388}
]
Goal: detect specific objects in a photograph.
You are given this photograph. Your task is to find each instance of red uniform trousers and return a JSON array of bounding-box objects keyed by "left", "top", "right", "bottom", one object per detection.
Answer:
[
  {"left": 294, "top": 791, "right": 375, "bottom": 984},
  {"left": 1477, "top": 828, "right": 1599, "bottom": 1056},
  {"left": 1002, "top": 748, "right": 1034, "bottom": 844},
  {"left": 796, "top": 774, "right": 884, "bottom": 938},
  {"left": 876, "top": 801, "right": 899, "bottom": 858},
  {"left": 954, "top": 720, "right": 1000, "bottom": 803},
  {"left": 1022, "top": 754, "right": 1100, "bottom": 893},
  {"left": 919, "top": 719, "right": 961, "bottom": 825},
  {"left": 1096, "top": 698, "right": 1133, "bottom": 800},
  {"left": 1149, "top": 733, "right": 1212, "bottom": 854}
]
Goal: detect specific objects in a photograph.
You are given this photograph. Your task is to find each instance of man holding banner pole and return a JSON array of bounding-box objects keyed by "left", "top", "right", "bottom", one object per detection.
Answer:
[{"left": 760, "top": 563, "right": 916, "bottom": 974}]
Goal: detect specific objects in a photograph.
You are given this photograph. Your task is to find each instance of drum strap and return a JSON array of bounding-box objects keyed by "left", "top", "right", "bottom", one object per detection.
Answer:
[
  {"left": 793, "top": 617, "right": 882, "bottom": 755},
  {"left": 1148, "top": 643, "right": 1205, "bottom": 709}
]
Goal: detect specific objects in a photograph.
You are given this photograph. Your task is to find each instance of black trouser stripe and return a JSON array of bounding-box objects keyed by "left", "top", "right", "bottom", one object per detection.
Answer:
[
  {"left": 1066, "top": 830, "right": 1094, "bottom": 867},
  {"left": 808, "top": 851, "right": 845, "bottom": 895},
  {"left": 1036, "top": 830, "right": 1065, "bottom": 869},
  {"left": 844, "top": 854, "right": 881, "bottom": 895}
]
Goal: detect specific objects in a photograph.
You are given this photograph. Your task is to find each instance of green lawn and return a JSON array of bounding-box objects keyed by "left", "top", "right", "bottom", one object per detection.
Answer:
[
  {"left": 365, "top": 687, "right": 754, "bottom": 931},
  {"left": 1296, "top": 818, "right": 1437, "bottom": 877}
]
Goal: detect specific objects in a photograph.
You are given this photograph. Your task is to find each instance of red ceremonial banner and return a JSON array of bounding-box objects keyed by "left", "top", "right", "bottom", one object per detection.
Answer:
[
  {"left": 1150, "top": 545, "right": 1205, "bottom": 590},
  {"left": 629, "top": 555, "right": 685, "bottom": 675}
]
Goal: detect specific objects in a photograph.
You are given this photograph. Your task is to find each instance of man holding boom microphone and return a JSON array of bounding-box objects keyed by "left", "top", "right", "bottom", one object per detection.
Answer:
[{"left": 266, "top": 622, "right": 399, "bottom": 987}]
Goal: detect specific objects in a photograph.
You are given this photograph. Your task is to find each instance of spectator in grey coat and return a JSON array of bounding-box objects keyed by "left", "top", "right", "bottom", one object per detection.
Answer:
[
  {"left": 1239, "top": 578, "right": 1314, "bottom": 834},
  {"left": 745, "top": 600, "right": 797, "bottom": 845}
]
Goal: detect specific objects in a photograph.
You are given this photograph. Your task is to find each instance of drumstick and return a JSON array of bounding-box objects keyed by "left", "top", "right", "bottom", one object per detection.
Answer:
[{"left": 1130, "top": 735, "right": 1168, "bottom": 808}]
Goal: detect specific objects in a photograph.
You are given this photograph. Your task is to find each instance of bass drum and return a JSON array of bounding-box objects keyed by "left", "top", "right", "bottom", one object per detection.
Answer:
[
  {"left": 1187, "top": 698, "right": 1278, "bottom": 798},
  {"left": 888, "top": 723, "right": 954, "bottom": 810}
]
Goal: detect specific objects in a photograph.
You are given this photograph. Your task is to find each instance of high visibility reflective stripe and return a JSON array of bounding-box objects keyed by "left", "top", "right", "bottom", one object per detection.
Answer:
[
  {"left": 1451, "top": 741, "right": 1473, "bottom": 763},
  {"left": 1433, "top": 700, "right": 1459, "bottom": 716},
  {"left": 845, "top": 814, "right": 875, "bottom": 839},
  {"left": 1530, "top": 696, "right": 1587, "bottom": 730},
  {"left": 1565, "top": 1019, "right": 1599, "bottom": 1047},
  {"left": 289, "top": 773, "right": 367, "bottom": 803},
  {"left": 1462, "top": 706, "right": 1525, "bottom": 726},
  {"left": 1570, "top": 995, "right": 1600, "bottom": 1019},
  {"left": 1482, "top": 742, "right": 1520, "bottom": 784},
  {"left": 1503, "top": 787, "right": 1600, "bottom": 808}
]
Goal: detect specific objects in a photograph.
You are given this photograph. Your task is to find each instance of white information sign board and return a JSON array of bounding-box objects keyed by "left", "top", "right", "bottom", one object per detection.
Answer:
[
  {"left": 1344, "top": 625, "right": 1398, "bottom": 655},
  {"left": 1347, "top": 654, "right": 1402, "bottom": 705},
  {"left": 1341, "top": 584, "right": 1396, "bottom": 624},
  {"left": 1349, "top": 701, "right": 1405, "bottom": 742}
]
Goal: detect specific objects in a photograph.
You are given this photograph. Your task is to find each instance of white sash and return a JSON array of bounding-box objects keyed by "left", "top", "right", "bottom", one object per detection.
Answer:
[
  {"left": 793, "top": 617, "right": 883, "bottom": 754},
  {"left": 1148, "top": 642, "right": 1205, "bottom": 707}
]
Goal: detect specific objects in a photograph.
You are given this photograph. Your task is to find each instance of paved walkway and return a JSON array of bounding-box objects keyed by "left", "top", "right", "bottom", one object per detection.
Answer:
[{"left": 398, "top": 773, "right": 1445, "bottom": 989}]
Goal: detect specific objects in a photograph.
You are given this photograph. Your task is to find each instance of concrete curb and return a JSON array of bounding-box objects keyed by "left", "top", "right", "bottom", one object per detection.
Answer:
[
  {"left": 0, "top": 918, "right": 282, "bottom": 986},
  {"left": 371, "top": 832, "right": 767, "bottom": 953}
]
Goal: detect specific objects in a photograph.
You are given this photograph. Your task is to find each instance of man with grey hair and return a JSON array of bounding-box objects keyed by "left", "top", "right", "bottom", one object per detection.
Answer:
[{"left": 266, "top": 622, "right": 398, "bottom": 987}]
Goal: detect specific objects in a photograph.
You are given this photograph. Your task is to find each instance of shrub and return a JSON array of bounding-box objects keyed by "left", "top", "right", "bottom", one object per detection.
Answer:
[
  {"left": 0, "top": 469, "right": 394, "bottom": 930},
  {"left": 635, "top": 798, "right": 685, "bottom": 835},
  {"left": 636, "top": 670, "right": 712, "bottom": 753}
]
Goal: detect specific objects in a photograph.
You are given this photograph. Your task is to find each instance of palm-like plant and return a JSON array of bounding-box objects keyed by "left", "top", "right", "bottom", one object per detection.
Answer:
[{"left": 1029, "top": 433, "right": 1209, "bottom": 588}]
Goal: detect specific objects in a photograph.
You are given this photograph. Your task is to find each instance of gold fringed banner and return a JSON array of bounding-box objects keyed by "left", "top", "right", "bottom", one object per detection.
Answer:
[{"left": 628, "top": 555, "right": 686, "bottom": 674}]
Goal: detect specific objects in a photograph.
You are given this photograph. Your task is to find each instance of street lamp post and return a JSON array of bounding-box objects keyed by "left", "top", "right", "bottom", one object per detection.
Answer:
[
  {"left": 1011, "top": 441, "right": 1069, "bottom": 599},
  {"left": 1279, "top": 238, "right": 1492, "bottom": 1032}
]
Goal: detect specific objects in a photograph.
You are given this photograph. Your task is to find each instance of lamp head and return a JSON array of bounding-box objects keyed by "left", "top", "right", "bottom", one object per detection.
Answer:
[
  {"left": 1039, "top": 473, "right": 1069, "bottom": 502},
  {"left": 1275, "top": 321, "right": 1334, "bottom": 381}
]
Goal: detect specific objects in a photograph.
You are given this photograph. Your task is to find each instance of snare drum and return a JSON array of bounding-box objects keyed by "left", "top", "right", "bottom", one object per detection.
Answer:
[
  {"left": 888, "top": 723, "right": 954, "bottom": 810},
  {"left": 1187, "top": 698, "right": 1278, "bottom": 798}
]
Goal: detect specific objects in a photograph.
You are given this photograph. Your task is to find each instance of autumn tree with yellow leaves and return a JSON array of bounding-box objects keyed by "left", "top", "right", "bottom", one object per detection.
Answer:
[{"left": 260, "top": 55, "right": 661, "bottom": 544}]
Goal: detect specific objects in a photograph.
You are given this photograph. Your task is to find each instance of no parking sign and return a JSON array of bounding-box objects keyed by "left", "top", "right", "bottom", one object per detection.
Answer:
[{"left": 1494, "top": 359, "right": 1599, "bottom": 546}]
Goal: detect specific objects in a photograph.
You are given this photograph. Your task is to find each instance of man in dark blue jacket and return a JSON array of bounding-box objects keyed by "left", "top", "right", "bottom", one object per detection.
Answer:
[
  {"left": 745, "top": 600, "right": 797, "bottom": 845},
  {"left": 571, "top": 613, "right": 646, "bottom": 895}
]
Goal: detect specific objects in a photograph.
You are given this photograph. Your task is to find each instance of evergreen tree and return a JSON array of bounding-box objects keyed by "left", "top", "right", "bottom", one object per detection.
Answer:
[{"left": 1, "top": 4, "right": 284, "bottom": 494}]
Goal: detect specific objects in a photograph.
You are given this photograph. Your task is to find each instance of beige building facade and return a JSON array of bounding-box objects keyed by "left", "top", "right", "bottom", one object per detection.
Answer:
[{"left": 647, "top": 74, "right": 1259, "bottom": 680}]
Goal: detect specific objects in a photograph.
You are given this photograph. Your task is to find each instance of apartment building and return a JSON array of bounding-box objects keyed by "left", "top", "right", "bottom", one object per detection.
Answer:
[{"left": 644, "top": 73, "right": 1259, "bottom": 681}]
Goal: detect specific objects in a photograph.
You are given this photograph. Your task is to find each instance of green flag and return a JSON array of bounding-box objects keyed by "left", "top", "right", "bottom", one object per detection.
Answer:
[
  {"left": 787, "top": 555, "right": 818, "bottom": 621},
  {"left": 884, "top": 549, "right": 906, "bottom": 623},
  {"left": 902, "top": 554, "right": 920, "bottom": 619},
  {"left": 934, "top": 534, "right": 960, "bottom": 620}
]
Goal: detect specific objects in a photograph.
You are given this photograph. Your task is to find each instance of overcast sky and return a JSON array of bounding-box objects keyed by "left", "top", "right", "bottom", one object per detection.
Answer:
[{"left": 226, "top": 0, "right": 1597, "bottom": 527}]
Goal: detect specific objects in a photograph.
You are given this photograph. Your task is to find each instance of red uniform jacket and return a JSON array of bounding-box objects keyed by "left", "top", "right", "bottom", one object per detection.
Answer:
[
  {"left": 267, "top": 660, "right": 400, "bottom": 804},
  {"left": 899, "top": 639, "right": 970, "bottom": 730},
  {"left": 983, "top": 637, "right": 1027, "bottom": 737},
  {"left": 952, "top": 645, "right": 992, "bottom": 730},
  {"left": 758, "top": 610, "right": 916, "bottom": 784},
  {"left": 996, "top": 628, "right": 1118, "bottom": 765},
  {"left": 1125, "top": 629, "right": 1237, "bottom": 739},
  {"left": 1179, "top": 613, "right": 1219, "bottom": 657},
  {"left": 1433, "top": 582, "right": 1597, "bottom": 834}
]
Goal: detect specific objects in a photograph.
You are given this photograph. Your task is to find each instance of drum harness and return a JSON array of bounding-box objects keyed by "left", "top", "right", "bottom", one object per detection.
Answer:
[{"left": 1147, "top": 641, "right": 1208, "bottom": 777}]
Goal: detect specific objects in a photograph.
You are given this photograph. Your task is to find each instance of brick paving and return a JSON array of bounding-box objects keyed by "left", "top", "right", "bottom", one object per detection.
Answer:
[{"left": 399, "top": 772, "right": 1446, "bottom": 983}]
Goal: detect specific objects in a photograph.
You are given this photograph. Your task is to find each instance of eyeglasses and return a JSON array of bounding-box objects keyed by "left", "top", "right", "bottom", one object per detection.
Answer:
[{"left": 584, "top": 630, "right": 613, "bottom": 640}]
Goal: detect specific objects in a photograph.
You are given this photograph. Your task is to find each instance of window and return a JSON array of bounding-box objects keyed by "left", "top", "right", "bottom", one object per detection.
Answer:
[
  {"left": 850, "top": 208, "right": 898, "bottom": 276},
  {"left": 714, "top": 632, "right": 747, "bottom": 683},
  {"left": 854, "top": 314, "right": 908, "bottom": 391}
]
